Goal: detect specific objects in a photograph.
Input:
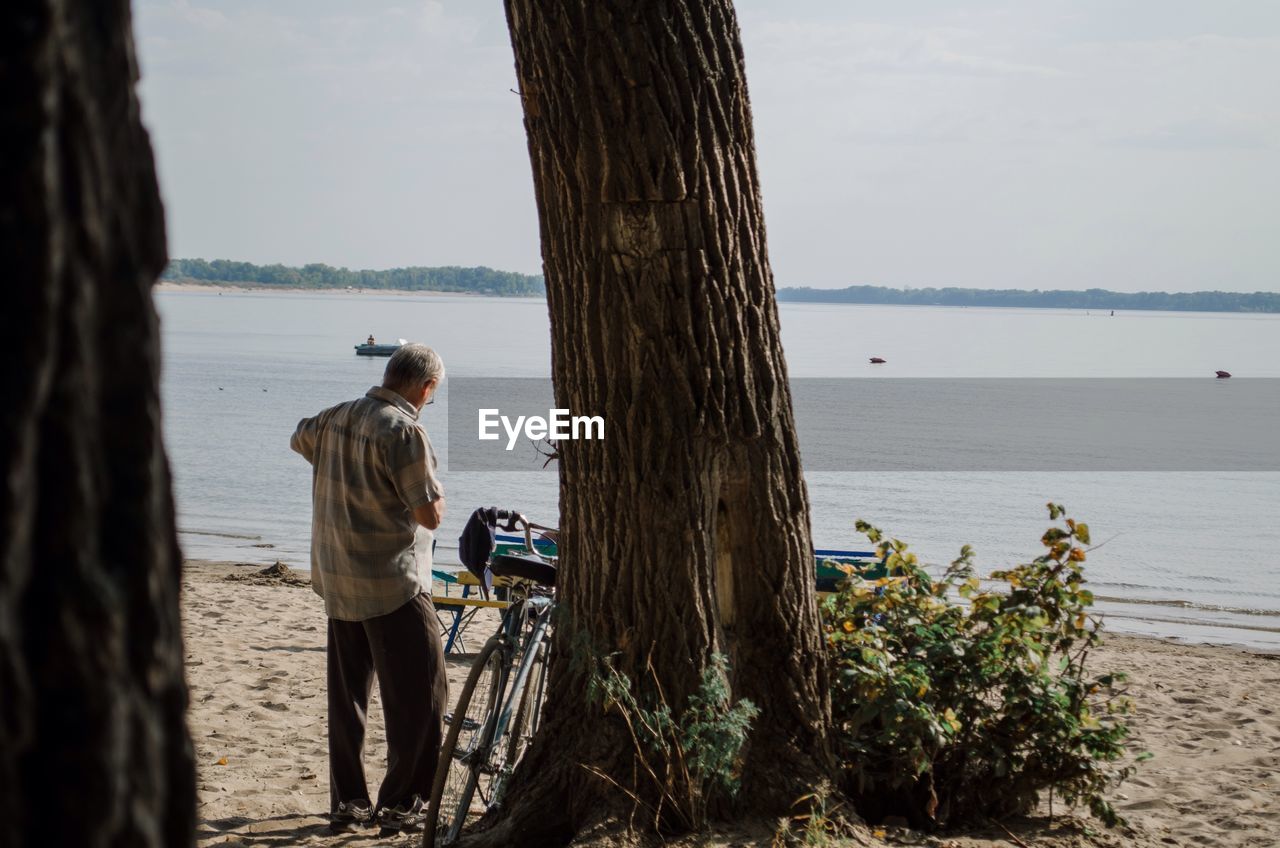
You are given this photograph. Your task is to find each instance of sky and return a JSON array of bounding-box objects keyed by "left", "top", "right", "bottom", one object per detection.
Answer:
[{"left": 133, "top": 1, "right": 1280, "bottom": 293}]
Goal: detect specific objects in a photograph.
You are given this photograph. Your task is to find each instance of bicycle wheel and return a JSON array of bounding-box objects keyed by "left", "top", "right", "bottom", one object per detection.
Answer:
[
  {"left": 425, "top": 637, "right": 508, "bottom": 848},
  {"left": 464, "top": 633, "right": 544, "bottom": 817}
]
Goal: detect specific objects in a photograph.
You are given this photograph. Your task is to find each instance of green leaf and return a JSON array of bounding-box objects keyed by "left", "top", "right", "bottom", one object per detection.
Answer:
[{"left": 1042, "top": 528, "right": 1069, "bottom": 546}]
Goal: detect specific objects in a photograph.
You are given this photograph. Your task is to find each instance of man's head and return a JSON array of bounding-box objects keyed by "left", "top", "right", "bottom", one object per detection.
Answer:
[{"left": 383, "top": 343, "right": 445, "bottom": 411}]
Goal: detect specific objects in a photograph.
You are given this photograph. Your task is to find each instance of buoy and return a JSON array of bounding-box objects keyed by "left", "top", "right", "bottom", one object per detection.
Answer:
[
  {"left": 869, "top": 357, "right": 886, "bottom": 364},
  {"left": 1216, "top": 371, "right": 1231, "bottom": 379}
]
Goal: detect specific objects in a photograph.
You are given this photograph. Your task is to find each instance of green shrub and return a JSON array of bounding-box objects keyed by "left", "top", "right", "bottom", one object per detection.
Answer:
[
  {"left": 823, "top": 504, "right": 1141, "bottom": 828},
  {"left": 585, "top": 652, "right": 759, "bottom": 833}
]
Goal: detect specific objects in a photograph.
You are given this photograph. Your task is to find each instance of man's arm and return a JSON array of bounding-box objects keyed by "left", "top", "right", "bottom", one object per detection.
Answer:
[
  {"left": 290, "top": 415, "right": 320, "bottom": 464},
  {"left": 412, "top": 498, "right": 447, "bottom": 531},
  {"left": 388, "top": 425, "right": 445, "bottom": 527}
]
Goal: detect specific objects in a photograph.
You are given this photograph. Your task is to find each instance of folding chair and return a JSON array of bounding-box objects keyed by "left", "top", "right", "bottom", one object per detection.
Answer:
[{"left": 431, "top": 568, "right": 511, "bottom": 654}]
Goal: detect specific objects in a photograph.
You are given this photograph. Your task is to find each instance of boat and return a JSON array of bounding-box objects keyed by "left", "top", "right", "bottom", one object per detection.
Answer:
[
  {"left": 869, "top": 356, "right": 886, "bottom": 364},
  {"left": 355, "top": 344, "right": 401, "bottom": 357},
  {"left": 1216, "top": 370, "right": 1232, "bottom": 379},
  {"left": 354, "top": 336, "right": 404, "bottom": 357}
]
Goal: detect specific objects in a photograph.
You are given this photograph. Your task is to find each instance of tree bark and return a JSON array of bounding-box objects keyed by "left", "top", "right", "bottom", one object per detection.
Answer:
[
  {"left": 0, "top": 2, "right": 195, "bottom": 846},
  {"left": 483, "top": 1, "right": 832, "bottom": 842}
]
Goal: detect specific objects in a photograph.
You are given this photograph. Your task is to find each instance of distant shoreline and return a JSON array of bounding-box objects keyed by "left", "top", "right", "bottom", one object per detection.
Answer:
[
  {"left": 778, "top": 285, "right": 1280, "bottom": 314},
  {"left": 161, "top": 259, "right": 545, "bottom": 297},
  {"left": 156, "top": 280, "right": 1280, "bottom": 315},
  {"left": 155, "top": 281, "right": 516, "bottom": 298}
]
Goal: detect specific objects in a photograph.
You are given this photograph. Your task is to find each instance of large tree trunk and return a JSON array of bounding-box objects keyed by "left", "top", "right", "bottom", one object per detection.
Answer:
[
  {"left": 483, "top": 1, "right": 831, "bottom": 842},
  {"left": 0, "top": 2, "right": 195, "bottom": 846}
]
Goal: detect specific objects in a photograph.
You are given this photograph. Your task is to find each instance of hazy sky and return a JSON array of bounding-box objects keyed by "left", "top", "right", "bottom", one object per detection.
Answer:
[{"left": 134, "top": 1, "right": 1279, "bottom": 292}]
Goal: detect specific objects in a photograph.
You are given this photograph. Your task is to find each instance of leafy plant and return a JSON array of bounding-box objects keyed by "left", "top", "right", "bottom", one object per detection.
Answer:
[
  {"left": 584, "top": 652, "right": 759, "bottom": 833},
  {"left": 823, "top": 504, "right": 1141, "bottom": 828},
  {"left": 772, "top": 793, "right": 860, "bottom": 847}
]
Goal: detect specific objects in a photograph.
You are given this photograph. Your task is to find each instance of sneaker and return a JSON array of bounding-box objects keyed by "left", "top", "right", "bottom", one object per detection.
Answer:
[
  {"left": 330, "top": 799, "right": 374, "bottom": 832},
  {"left": 377, "top": 794, "right": 427, "bottom": 835}
]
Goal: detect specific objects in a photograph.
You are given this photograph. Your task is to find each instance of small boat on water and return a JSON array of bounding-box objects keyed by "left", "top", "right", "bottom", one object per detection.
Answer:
[
  {"left": 869, "top": 357, "right": 886, "bottom": 364},
  {"left": 1216, "top": 370, "right": 1232, "bottom": 379},
  {"left": 354, "top": 335, "right": 404, "bottom": 357}
]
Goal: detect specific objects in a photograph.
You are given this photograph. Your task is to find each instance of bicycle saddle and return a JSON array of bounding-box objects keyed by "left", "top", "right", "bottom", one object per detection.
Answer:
[{"left": 490, "top": 553, "right": 557, "bottom": 587}]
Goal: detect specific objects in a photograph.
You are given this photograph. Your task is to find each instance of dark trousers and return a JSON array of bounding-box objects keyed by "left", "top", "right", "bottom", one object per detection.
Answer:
[{"left": 327, "top": 593, "right": 448, "bottom": 812}]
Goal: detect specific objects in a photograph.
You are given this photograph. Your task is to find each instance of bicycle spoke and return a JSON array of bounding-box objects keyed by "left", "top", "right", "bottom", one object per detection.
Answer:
[{"left": 428, "top": 640, "right": 507, "bottom": 847}]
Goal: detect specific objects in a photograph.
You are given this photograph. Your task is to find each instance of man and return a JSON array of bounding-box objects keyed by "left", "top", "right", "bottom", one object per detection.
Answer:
[{"left": 289, "top": 343, "right": 449, "bottom": 834}]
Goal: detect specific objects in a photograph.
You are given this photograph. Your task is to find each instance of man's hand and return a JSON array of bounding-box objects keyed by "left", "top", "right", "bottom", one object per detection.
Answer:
[{"left": 413, "top": 497, "right": 446, "bottom": 531}]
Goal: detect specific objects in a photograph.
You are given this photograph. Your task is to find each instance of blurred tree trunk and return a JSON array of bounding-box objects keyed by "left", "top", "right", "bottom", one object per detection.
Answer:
[
  {"left": 484, "top": 1, "right": 831, "bottom": 842},
  {"left": 0, "top": 2, "right": 195, "bottom": 846}
]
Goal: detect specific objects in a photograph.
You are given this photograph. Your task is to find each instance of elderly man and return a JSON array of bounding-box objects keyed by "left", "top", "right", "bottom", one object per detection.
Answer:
[{"left": 289, "top": 343, "right": 449, "bottom": 834}]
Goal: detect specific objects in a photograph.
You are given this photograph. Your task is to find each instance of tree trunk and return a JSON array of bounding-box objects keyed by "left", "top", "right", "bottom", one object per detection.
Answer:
[
  {"left": 0, "top": 2, "right": 195, "bottom": 846},
  {"left": 483, "top": 1, "right": 831, "bottom": 842}
]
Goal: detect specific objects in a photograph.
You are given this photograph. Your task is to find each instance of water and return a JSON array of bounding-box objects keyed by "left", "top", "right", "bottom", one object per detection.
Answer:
[{"left": 157, "top": 290, "right": 1280, "bottom": 649}]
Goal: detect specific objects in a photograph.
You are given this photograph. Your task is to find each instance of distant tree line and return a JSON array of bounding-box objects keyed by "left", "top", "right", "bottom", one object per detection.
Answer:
[
  {"left": 163, "top": 260, "right": 1276, "bottom": 313},
  {"left": 776, "top": 285, "right": 1280, "bottom": 313},
  {"left": 162, "top": 258, "right": 545, "bottom": 296}
]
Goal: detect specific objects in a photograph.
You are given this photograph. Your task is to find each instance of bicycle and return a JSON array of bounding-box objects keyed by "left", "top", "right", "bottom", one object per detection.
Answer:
[{"left": 425, "top": 510, "right": 558, "bottom": 848}]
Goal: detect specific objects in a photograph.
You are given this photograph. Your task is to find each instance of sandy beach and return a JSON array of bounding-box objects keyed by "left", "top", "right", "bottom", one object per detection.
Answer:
[{"left": 185, "top": 560, "right": 1280, "bottom": 847}]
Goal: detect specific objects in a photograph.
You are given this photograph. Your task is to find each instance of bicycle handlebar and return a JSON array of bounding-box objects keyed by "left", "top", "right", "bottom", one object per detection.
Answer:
[
  {"left": 492, "top": 509, "right": 522, "bottom": 531},
  {"left": 490, "top": 508, "right": 557, "bottom": 563},
  {"left": 491, "top": 509, "right": 534, "bottom": 557}
]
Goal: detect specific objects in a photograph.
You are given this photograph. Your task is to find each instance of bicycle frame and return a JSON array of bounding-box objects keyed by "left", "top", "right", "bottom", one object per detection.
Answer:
[{"left": 490, "top": 594, "right": 553, "bottom": 750}]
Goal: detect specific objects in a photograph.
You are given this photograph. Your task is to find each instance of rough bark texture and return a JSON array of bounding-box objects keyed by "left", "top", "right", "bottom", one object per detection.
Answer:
[
  {"left": 483, "top": 2, "right": 832, "bottom": 843},
  {"left": 0, "top": 2, "right": 196, "bottom": 846}
]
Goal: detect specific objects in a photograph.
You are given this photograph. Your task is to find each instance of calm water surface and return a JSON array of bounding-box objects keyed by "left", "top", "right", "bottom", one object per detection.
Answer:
[{"left": 156, "top": 291, "right": 1280, "bottom": 649}]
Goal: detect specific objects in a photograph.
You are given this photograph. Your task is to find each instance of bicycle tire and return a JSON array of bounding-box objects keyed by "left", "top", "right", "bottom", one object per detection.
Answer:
[{"left": 425, "top": 637, "right": 507, "bottom": 848}]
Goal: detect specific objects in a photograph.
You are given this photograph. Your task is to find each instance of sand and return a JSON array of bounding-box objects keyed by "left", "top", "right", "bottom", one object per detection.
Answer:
[{"left": 184, "top": 560, "right": 1279, "bottom": 847}]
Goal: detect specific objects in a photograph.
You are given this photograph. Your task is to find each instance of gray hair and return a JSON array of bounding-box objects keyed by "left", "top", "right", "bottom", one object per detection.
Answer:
[{"left": 383, "top": 343, "right": 445, "bottom": 392}]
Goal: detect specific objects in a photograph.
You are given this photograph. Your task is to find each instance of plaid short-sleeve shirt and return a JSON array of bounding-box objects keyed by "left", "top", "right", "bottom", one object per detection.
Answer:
[{"left": 290, "top": 386, "right": 444, "bottom": 621}]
